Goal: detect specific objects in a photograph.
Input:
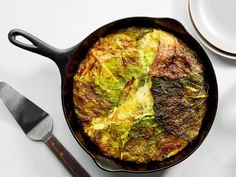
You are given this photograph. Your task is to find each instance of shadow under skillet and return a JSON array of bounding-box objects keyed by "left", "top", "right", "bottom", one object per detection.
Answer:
[
  {"left": 206, "top": 48, "right": 236, "bottom": 67},
  {"left": 214, "top": 82, "right": 236, "bottom": 137}
]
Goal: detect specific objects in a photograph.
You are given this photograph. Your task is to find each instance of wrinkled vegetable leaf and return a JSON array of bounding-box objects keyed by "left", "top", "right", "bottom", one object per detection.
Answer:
[{"left": 152, "top": 75, "right": 208, "bottom": 141}]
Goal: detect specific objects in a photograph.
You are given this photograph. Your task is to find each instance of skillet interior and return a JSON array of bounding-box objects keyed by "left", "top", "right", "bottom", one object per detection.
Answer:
[{"left": 62, "top": 17, "right": 218, "bottom": 172}]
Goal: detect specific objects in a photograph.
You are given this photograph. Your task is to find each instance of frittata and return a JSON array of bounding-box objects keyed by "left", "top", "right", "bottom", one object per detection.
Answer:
[{"left": 73, "top": 27, "right": 207, "bottom": 163}]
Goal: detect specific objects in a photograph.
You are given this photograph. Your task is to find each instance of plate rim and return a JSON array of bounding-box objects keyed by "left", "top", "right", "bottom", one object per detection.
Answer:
[
  {"left": 188, "top": 0, "right": 236, "bottom": 60},
  {"left": 188, "top": 0, "right": 236, "bottom": 55}
]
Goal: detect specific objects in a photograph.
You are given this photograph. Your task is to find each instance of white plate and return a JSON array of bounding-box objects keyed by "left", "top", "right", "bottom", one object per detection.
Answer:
[
  {"left": 189, "top": 0, "right": 236, "bottom": 54},
  {"left": 188, "top": 2, "right": 236, "bottom": 60}
]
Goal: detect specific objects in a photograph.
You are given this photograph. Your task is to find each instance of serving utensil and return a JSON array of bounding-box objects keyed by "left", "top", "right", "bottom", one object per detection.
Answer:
[{"left": 0, "top": 82, "right": 90, "bottom": 177}]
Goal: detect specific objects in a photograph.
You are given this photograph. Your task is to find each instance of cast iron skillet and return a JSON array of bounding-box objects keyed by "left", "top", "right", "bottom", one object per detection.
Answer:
[{"left": 8, "top": 17, "right": 218, "bottom": 173}]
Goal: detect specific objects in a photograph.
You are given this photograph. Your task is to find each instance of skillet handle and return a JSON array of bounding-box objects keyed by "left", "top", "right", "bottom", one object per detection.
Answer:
[
  {"left": 8, "top": 29, "right": 72, "bottom": 76},
  {"left": 45, "top": 134, "right": 91, "bottom": 177}
]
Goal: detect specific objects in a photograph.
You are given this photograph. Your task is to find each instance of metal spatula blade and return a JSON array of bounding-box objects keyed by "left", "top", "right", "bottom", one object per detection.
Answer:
[
  {"left": 0, "top": 82, "right": 90, "bottom": 177},
  {"left": 0, "top": 82, "right": 52, "bottom": 140}
]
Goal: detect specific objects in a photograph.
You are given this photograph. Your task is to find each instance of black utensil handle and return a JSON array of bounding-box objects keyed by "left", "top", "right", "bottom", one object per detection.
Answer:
[
  {"left": 8, "top": 29, "right": 71, "bottom": 75},
  {"left": 45, "top": 134, "right": 91, "bottom": 177}
]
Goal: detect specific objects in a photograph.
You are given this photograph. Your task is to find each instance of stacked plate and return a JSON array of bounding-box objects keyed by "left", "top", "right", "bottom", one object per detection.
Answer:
[{"left": 188, "top": 0, "right": 236, "bottom": 59}]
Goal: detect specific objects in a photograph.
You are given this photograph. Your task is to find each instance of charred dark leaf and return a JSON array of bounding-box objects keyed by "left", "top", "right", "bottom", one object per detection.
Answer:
[{"left": 152, "top": 75, "right": 208, "bottom": 141}]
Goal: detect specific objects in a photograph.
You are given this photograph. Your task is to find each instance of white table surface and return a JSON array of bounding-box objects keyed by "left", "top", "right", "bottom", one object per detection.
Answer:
[{"left": 1, "top": 0, "right": 236, "bottom": 177}]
